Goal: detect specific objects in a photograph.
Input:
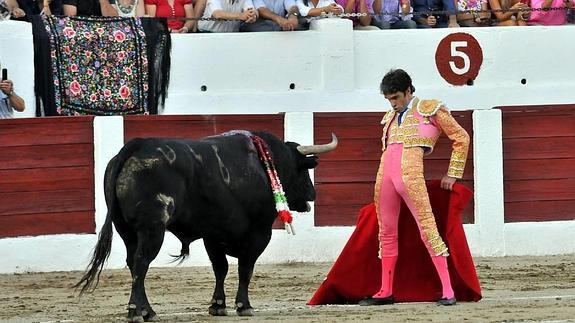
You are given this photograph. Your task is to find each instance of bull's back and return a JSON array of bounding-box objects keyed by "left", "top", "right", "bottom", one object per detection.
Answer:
[{"left": 114, "top": 137, "right": 270, "bottom": 222}]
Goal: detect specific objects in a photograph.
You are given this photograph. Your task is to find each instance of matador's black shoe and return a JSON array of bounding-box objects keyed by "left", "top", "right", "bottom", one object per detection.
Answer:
[
  {"left": 358, "top": 295, "right": 395, "bottom": 306},
  {"left": 437, "top": 297, "right": 457, "bottom": 306}
]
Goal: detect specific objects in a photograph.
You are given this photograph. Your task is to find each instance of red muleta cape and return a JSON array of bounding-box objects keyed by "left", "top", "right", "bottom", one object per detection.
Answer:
[{"left": 308, "top": 181, "right": 482, "bottom": 305}]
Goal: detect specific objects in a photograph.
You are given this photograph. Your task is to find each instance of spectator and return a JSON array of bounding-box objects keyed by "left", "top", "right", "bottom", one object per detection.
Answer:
[
  {"left": 193, "top": 0, "right": 207, "bottom": 31},
  {"left": 197, "top": 0, "right": 258, "bottom": 32},
  {"left": 145, "top": 0, "right": 195, "bottom": 32},
  {"left": 63, "top": 0, "right": 119, "bottom": 16},
  {"left": 527, "top": 0, "right": 573, "bottom": 25},
  {"left": 114, "top": 0, "right": 145, "bottom": 16},
  {"left": 18, "top": 0, "right": 63, "bottom": 17},
  {"left": 456, "top": 0, "right": 491, "bottom": 26},
  {"left": 336, "top": 0, "right": 379, "bottom": 29},
  {"left": 4, "top": 0, "right": 26, "bottom": 19},
  {"left": 296, "top": 0, "right": 343, "bottom": 17},
  {"left": 411, "top": 0, "right": 459, "bottom": 28},
  {"left": 372, "top": 0, "right": 417, "bottom": 29},
  {"left": 488, "top": 0, "right": 528, "bottom": 25},
  {"left": 239, "top": 0, "right": 301, "bottom": 31},
  {"left": 0, "top": 78, "right": 26, "bottom": 119}
]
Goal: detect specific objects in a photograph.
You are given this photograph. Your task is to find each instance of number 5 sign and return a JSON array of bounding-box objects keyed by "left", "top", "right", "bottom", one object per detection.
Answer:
[{"left": 435, "top": 33, "right": 483, "bottom": 86}]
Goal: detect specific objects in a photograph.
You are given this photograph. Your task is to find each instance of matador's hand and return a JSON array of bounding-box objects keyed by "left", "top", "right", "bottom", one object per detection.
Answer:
[{"left": 440, "top": 175, "right": 456, "bottom": 191}]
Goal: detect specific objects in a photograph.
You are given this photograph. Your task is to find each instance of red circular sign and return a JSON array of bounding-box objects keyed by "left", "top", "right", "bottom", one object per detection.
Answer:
[{"left": 435, "top": 33, "right": 483, "bottom": 86}]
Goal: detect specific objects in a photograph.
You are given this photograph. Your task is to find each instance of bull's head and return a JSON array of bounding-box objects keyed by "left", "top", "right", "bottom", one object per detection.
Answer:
[{"left": 283, "top": 133, "right": 338, "bottom": 212}]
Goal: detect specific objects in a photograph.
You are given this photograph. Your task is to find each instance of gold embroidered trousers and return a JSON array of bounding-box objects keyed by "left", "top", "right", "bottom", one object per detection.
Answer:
[{"left": 374, "top": 143, "right": 449, "bottom": 257}]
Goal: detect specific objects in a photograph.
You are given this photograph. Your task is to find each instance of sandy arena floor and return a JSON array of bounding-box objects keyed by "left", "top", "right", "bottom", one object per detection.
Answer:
[{"left": 1, "top": 255, "right": 575, "bottom": 322}]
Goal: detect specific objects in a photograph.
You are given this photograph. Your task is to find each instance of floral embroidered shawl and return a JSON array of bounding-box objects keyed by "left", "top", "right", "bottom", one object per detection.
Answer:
[{"left": 32, "top": 16, "right": 171, "bottom": 116}]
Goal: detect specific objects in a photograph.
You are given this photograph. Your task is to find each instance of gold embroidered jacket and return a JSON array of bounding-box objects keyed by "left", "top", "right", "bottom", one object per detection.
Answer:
[{"left": 379, "top": 98, "right": 470, "bottom": 178}]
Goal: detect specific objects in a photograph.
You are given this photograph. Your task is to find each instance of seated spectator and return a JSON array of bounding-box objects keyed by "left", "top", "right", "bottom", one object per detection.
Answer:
[
  {"left": 25, "top": 0, "right": 63, "bottom": 16},
  {"left": 145, "top": 0, "right": 195, "bottom": 32},
  {"left": 336, "top": 0, "right": 379, "bottom": 29},
  {"left": 526, "top": 0, "right": 573, "bottom": 25},
  {"left": 372, "top": 0, "right": 417, "bottom": 28},
  {"left": 63, "top": 0, "right": 119, "bottom": 16},
  {"left": 456, "top": 0, "right": 491, "bottom": 26},
  {"left": 4, "top": 0, "right": 26, "bottom": 19},
  {"left": 0, "top": 78, "right": 26, "bottom": 119},
  {"left": 296, "top": 0, "right": 343, "bottom": 17},
  {"left": 488, "top": 0, "right": 528, "bottom": 25},
  {"left": 411, "top": 0, "right": 459, "bottom": 28},
  {"left": 239, "top": 0, "right": 301, "bottom": 31},
  {"left": 197, "top": 0, "right": 258, "bottom": 32},
  {"left": 114, "top": 0, "right": 145, "bottom": 16},
  {"left": 192, "top": 0, "right": 206, "bottom": 31}
]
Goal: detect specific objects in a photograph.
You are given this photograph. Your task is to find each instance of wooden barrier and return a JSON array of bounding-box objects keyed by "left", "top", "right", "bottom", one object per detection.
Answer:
[{"left": 0, "top": 117, "right": 95, "bottom": 238}]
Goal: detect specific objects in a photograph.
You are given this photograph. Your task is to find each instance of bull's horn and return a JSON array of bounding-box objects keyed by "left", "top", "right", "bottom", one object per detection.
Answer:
[{"left": 296, "top": 133, "right": 338, "bottom": 156}]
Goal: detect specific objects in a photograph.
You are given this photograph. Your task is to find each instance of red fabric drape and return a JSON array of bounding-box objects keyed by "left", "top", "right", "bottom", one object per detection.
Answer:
[{"left": 308, "top": 181, "right": 482, "bottom": 305}]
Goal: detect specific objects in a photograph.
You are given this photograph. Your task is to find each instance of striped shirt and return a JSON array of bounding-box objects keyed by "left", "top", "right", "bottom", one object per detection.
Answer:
[{"left": 0, "top": 92, "right": 14, "bottom": 119}]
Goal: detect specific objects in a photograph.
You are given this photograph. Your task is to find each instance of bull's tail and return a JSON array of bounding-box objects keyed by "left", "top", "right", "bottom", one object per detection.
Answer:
[
  {"left": 74, "top": 139, "right": 146, "bottom": 295},
  {"left": 73, "top": 212, "right": 113, "bottom": 295}
]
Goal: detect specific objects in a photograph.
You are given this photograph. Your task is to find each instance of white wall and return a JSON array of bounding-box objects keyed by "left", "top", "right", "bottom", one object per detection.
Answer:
[
  {"left": 167, "top": 23, "right": 575, "bottom": 113},
  {"left": 0, "top": 19, "right": 574, "bottom": 273}
]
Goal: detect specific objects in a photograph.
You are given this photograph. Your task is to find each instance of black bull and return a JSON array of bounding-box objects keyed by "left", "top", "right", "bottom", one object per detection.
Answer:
[{"left": 75, "top": 131, "right": 337, "bottom": 322}]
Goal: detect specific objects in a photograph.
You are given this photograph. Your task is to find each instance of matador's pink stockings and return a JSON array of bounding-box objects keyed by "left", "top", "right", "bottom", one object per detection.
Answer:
[
  {"left": 431, "top": 255, "right": 455, "bottom": 299},
  {"left": 373, "top": 256, "right": 397, "bottom": 298}
]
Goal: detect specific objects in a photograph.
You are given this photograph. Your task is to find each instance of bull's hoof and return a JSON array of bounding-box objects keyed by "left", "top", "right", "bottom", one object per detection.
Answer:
[
  {"left": 236, "top": 304, "right": 254, "bottom": 317},
  {"left": 208, "top": 305, "right": 228, "bottom": 316},
  {"left": 128, "top": 316, "right": 145, "bottom": 323},
  {"left": 237, "top": 308, "right": 255, "bottom": 316},
  {"left": 127, "top": 304, "right": 145, "bottom": 323},
  {"left": 142, "top": 308, "right": 158, "bottom": 322},
  {"left": 209, "top": 299, "right": 227, "bottom": 316}
]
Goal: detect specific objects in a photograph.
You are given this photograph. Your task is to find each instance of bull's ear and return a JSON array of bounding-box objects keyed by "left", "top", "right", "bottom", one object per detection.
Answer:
[{"left": 299, "top": 156, "right": 319, "bottom": 169}]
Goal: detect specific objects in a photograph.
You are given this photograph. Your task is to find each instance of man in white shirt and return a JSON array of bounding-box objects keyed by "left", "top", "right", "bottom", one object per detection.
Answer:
[
  {"left": 0, "top": 78, "right": 25, "bottom": 119},
  {"left": 197, "top": 0, "right": 258, "bottom": 32},
  {"left": 295, "top": 0, "right": 342, "bottom": 17},
  {"left": 239, "top": 0, "right": 301, "bottom": 31}
]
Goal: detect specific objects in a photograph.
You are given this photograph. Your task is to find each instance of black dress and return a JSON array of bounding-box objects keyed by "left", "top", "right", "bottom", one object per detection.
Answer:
[
  {"left": 15, "top": 0, "right": 63, "bottom": 21},
  {"left": 61, "top": 0, "right": 115, "bottom": 16}
]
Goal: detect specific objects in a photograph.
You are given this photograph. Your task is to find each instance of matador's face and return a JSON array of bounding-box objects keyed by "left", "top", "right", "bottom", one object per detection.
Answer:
[{"left": 384, "top": 90, "right": 412, "bottom": 113}]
